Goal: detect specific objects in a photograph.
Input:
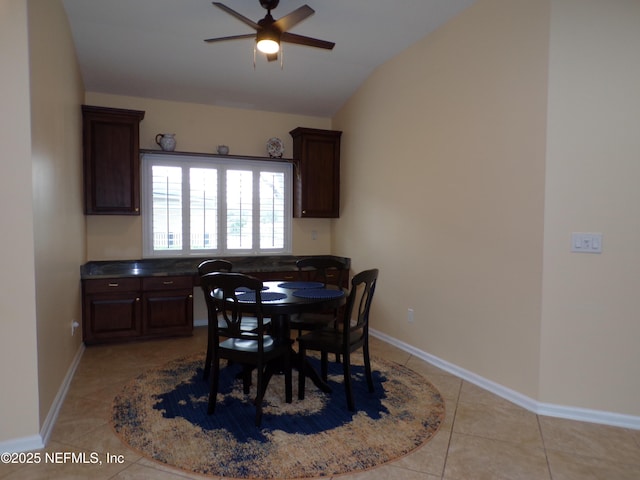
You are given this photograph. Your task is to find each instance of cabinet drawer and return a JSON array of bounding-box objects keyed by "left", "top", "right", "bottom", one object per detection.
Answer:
[
  {"left": 83, "top": 278, "right": 141, "bottom": 294},
  {"left": 142, "top": 276, "right": 193, "bottom": 291}
]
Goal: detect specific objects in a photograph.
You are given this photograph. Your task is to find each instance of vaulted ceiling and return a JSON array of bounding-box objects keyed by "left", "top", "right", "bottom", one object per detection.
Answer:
[{"left": 62, "top": 0, "right": 476, "bottom": 117}]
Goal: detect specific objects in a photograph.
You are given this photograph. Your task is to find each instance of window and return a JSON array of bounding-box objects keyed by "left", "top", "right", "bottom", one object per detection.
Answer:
[{"left": 142, "top": 153, "right": 292, "bottom": 257}]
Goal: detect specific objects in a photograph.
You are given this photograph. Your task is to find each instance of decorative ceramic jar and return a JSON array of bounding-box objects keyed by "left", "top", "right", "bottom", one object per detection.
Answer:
[{"left": 155, "top": 133, "right": 176, "bottom": 152}]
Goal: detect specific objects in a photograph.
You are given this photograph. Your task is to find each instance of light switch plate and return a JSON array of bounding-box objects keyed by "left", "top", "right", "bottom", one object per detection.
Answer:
[{"left": 571, "top": 232, "right": 602, "bottom": 253}]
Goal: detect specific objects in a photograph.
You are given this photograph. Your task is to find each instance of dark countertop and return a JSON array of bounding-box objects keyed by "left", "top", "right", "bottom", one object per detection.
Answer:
[{"left": 81, "top": 255, "right": 350, "bottom": 279}]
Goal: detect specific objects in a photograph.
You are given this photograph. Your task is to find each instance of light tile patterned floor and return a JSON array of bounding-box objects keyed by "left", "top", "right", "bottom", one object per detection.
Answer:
[{"left": 2, "top": 327, "right": 639, "bottom": 479}]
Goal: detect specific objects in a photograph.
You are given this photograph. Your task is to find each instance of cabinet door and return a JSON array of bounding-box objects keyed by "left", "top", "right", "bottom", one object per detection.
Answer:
[
  {"left": 82, "top": 278, "right": 142, "bottom": 344},
  {"left": 141, "top": 276, "right": 194, "bottom": 337},
  {"left": 83, "top": 292, "right": 142, "bottom": 344},
  {"left": 290, "top": 127, "right": 342, "bottom": 218},
  {"left": 82, "top": 105, "right": 145, "bottom": 215},
  {"left": 142, "top": 289, "right": 193, "bottom": 337}
]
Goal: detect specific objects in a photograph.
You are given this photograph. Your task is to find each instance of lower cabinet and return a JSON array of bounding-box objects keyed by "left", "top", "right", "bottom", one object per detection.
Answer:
[
  {"left": 142, "top": 276, "right": 193, "bottom": 337},
  {"left": 82, "top": 278, "right": 142, "bottom": 344},
  {"left": 81, "top": 263, "right": 348, "bottom": 344},
  {"left": 82, "top": 276, "right": 193, "bottom": 344}
]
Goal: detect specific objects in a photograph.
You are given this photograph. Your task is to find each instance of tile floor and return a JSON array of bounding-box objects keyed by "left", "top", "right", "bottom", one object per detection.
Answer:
[{"left": 2, "top": 327, "right": 640, "bottom": 479}]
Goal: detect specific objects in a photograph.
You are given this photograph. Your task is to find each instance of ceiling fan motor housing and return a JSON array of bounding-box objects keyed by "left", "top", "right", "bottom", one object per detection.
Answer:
[{"left": 260, "top": 0, "right": 279, "bottom": 11}]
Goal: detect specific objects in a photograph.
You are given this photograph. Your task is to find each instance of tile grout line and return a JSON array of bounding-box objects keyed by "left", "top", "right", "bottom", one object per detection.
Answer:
[
  {"left": 536, "top": 414, "right": 554, "bottom": 480},
  {"left": 439, "top": 378, "right": 463, "bottom": 479}
]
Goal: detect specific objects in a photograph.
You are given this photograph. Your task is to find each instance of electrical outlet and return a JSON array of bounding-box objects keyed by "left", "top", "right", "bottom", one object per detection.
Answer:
[{"left": 407, "top": 308, "right": 414, "bottom": 323}]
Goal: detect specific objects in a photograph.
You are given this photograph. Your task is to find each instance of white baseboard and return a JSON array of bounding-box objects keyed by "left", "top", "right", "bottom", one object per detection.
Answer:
[
  {"left": 370, "top": 328, "right": 640, "bottom": 431},
  {"left": 39, "top": 342, "right": 86, "bottom": 446},
  {"left": 1, "top": 342, "right": 86, "bottom": 454},
  {"left": 0, "top": 434, "right": 44, "bottom": 454}
]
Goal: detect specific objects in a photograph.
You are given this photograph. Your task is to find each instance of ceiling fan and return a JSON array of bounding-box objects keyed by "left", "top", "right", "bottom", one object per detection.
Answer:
[{"left": 204, "top": 0, "right": 335, "bottom": 61}]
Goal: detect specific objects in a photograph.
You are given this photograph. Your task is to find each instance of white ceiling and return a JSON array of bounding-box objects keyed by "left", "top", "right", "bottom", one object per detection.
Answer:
[{"left": 62, "top": 0, "right": 476, "bottom": 117}]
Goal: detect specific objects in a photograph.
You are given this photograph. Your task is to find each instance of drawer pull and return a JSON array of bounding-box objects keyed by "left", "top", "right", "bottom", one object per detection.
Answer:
[
  {"left": 108, "top": 282, "right": 119, "bottom": 287},
  {"left": 136, "top": 297, "right": 140, "bottom": 302},
  {"left": 283, "top": 275, "right": 294, "bottom": 280},
  {"left": 163, "top": 281, "right": 174, "bottom": 285}
]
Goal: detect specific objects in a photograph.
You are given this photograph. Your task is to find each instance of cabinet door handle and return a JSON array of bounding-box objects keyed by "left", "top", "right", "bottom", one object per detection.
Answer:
[
  {"left": 108, "top": 282, "right": 119, "bottom": 287},
  {"left": 135, "top": 297, "right": 140, "bottom": 302},
  {"left": 188, "top": 294, "right": 193, "bottom": 299},
  {"left": 163, "top": 281, "right": 174, "bottom": 285}
]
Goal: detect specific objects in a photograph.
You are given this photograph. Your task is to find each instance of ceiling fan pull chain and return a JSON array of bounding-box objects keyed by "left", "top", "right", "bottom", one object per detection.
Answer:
[
  {"left": 253, "top": 45, "right": 256, "bottom": 70},
  {"left": 280, "top": 44, "right": 284, "bottom": 70}
]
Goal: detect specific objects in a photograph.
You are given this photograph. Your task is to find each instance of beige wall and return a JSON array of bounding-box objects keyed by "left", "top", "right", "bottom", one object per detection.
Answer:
[
  {"left": 333, "top": 0, "right": 550, "bottom": 399},
  {"left": 84, "top": 92, "right": 334, "bottom": 259},
  {"left": 540, "top": 0, "right": 640, "bottom": 415},
  {"left": 0, "top": 0, "right": 40, "bottom": 444},
  {"left": 335, "top": 0, "right": 640, "bottom": 417},
  {"left": 28, "top": 0, "right": 86, "bottom": 427}
]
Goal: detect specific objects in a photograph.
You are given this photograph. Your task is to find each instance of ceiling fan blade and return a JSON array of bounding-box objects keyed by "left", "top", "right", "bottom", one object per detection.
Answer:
[
  {"left": 212, "top": 2, "right": 260, "bottom": 30},
  {"left": 273, "top": 5, "right": 314, "bottom": 32},
  {"left": 266, "top": 53, "right": 279, "bottom": 62},
  {"left": 281, "top": 32, "right": 335, "bottom": 50},
  {"left": 204, "top": 33, "right": 256, "bottom": 43}
]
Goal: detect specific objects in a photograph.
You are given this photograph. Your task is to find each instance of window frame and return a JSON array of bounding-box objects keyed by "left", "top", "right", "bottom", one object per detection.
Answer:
[{"left": 141, "top": 152, "right": 292, "bottom": 258}]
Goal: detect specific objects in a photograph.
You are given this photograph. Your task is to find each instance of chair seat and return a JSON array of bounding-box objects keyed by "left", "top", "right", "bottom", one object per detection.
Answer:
[
  {"left": 220, "top": 335, "right": 275, "bottom": 352},
  {"left": 218, "top": 316, "right": 271, "bottom": 332},
  {"left": 289, "top": 312, "right": 334, "bottom": 331},
  {"left": 298, "top": 328, "right": 363, "bottom": 353}
]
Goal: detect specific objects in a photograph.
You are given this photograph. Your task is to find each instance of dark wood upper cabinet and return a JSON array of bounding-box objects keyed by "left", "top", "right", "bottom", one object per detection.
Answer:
[
  {"left": 290, "top": 127, "right": 342, "bottom": 218},
  {"left": 82, "top": 105, "right": 145, "bottom": 215}
]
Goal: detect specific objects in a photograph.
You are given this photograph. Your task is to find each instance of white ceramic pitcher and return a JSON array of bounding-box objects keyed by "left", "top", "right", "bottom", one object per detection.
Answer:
[{"left": 155, "top": 133, "right": 176, "bottom": 152}]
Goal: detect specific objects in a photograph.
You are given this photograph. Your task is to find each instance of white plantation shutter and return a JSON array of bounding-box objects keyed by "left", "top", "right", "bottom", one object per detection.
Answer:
[{"left": 142, "top": 153, "right": 291, "bottom": 257}]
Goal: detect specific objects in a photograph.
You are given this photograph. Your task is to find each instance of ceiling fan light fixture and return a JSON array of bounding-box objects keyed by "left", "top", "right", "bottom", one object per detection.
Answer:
[{"left": 256, "top": 30, "right": 280, "bottom": 54}]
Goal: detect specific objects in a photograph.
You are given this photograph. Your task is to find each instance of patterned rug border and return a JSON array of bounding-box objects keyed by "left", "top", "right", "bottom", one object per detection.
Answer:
[{"left": 110, "top": 353, "right": 446, "bottom": 479}]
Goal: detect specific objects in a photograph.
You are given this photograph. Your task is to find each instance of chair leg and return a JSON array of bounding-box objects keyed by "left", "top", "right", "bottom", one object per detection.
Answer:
[
  {"left": 284, "top": 350, "right": 292, "bottom": 404},
  {"left": 208, "top": 354, "right": 221, "bottom": 414},
  {"left": 255, "top": 363, "right": 264, "bottom": 427},
  {"left": 203, "top": 328, "right": 213, "bottom": 381},
  {"left": 203, "top": 348, "right": 212, "bottom": 380},
  {"left": 320, "top": 350, "right": 329, "bottom": 381},
  {"left": 343, "top": 351, "right": 355, "bottom": 411},
  {"left": 363, "top": 341, "right": 374, "bottom": 393},
  {"left": 298, "top": 344, "right": 307, "bottom": 400}
]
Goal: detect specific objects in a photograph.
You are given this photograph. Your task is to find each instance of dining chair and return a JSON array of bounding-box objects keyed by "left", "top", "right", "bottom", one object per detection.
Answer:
[
  {"left": 197, "top": 259, "right": 233, "bottom": 276},
  {"left": 198, "top": 259, "right": 270, "bottom": 380},
  {"left": 289, "top": 256, "right": 349, "bottom": 337},
  {"left": 297, "top": 268, "right": 379, "bottom": 412},
  {"left": 200, "top": 272, "right": 292, "bottom": 427},
  {"left": 198, "top": 259, "right": 233, "bottom": 380}
]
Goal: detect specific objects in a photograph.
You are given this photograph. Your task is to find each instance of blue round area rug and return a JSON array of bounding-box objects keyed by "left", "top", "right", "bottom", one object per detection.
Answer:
[{"left": 111, "top": 353, "right": 445, "bottom": 479}]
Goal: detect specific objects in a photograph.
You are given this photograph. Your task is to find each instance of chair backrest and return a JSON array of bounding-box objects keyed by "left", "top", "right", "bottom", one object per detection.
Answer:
[
  {"left": 341, "top": 269, "right": 379, "bottom": 346},
  {"left": 296, "top": 256, "right": 349, "bottom": 287},
  {"left": 198, "top": 259, "right": 232, "bottom": 276},
  {"left": 199, "top": 272, "right": 268, "bottom": 346}
]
